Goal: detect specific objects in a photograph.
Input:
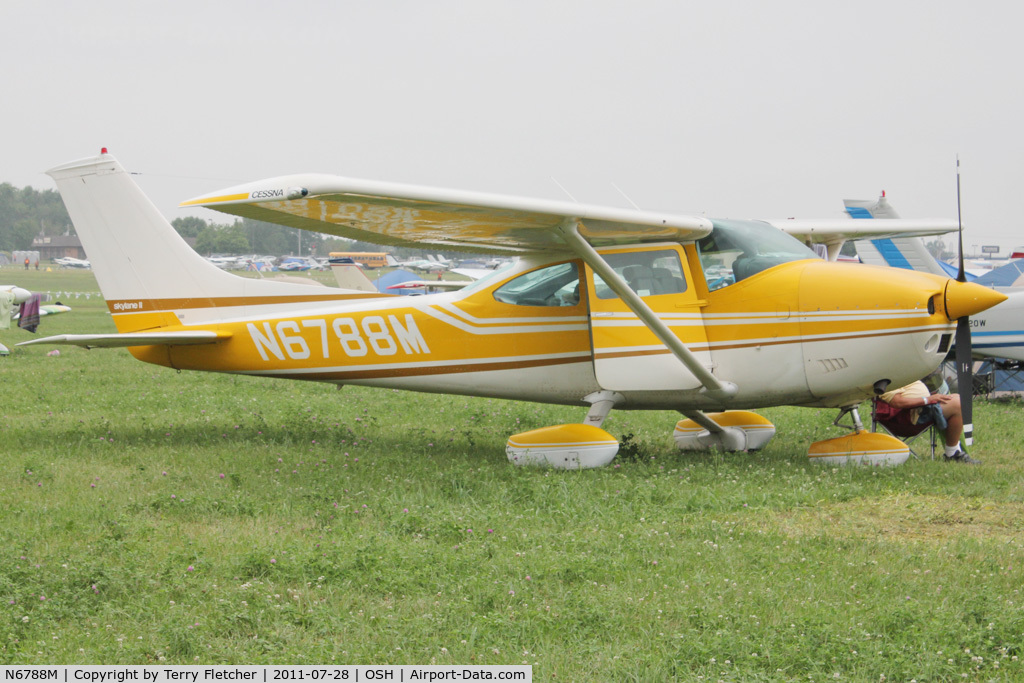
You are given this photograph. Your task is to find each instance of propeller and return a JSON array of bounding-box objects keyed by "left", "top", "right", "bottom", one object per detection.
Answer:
[{"left": 953, "top": 157, "right": 974, "bottom": 447}]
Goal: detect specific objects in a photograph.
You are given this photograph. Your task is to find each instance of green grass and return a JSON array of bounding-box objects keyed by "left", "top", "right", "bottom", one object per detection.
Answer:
[{"left": 0, "top": 271, "right": 1022, "bottom": 679}]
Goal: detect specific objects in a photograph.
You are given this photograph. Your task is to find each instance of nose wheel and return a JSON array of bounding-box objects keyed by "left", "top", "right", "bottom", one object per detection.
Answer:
[{"left": 807, "top": 404, "right": 909, "bottom": 466}]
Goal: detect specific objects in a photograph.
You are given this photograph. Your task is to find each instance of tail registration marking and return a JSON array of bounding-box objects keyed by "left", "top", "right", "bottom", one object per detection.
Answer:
[{"left": 247, "top": 314, "right": 430, "bottom": 362}]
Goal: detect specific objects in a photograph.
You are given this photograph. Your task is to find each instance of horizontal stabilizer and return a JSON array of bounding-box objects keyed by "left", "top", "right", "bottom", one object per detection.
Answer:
[{"left": 18, "top": 330, "right": 229, "bottom": 349}]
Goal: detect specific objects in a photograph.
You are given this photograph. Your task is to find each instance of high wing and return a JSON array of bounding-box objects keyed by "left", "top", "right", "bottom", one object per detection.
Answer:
[
  {"left": 767, "top": 218, "right": 960, "bottom": 261},
  {"left": 185, "top": 173, "right": 739, "bottom": 398},
  {"left": 183, "top": 175, "right": 957, "bottom": 259},
  {"left": 182, "top": 175, "right": 713, "bottom": 253}
]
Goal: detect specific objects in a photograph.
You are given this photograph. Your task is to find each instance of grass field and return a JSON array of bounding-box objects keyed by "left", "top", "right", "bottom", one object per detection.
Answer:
[{"left": 1, "top": 270, "right": 1022, "bottom": 679}]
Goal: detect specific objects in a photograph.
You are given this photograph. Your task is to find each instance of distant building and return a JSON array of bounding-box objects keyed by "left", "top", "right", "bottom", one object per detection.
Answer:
[{"left": 32, "top": 234, "right": 87, "bottom": 261}]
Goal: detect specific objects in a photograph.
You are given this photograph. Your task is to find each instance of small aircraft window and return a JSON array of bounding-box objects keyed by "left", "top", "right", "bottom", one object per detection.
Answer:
[
  {"left": 697, "top": 219, "right": 817, "bottom": 291},
  {"left": 493, "top": 262, "right": 581, "bottom": 306},
  {"left": 593, "top": 249, "right": 687, "bottom": 300},
  {"left": 461, "top": 259, "right": 518, "bottom": 293}
]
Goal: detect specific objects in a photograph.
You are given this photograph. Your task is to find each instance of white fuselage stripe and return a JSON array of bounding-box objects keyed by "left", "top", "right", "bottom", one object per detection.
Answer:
[{"left": 232, "top": 350, "right": 593, "bottom": 376}]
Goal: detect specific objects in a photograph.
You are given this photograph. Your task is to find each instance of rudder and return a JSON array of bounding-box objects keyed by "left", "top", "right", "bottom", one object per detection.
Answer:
[{"left": 47, "top": 151, "right": 362, "bottom": 333}]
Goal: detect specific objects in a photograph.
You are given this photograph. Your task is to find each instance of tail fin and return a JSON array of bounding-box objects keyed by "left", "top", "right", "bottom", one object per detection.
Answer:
[
  {"left": 843, "top": 191, "right": 901, "bottom": 219},
  {"left": 843, "top": 191, "right": 954, "bottom": 278},
  {"left": 47, "top": 151, "right": 368, "bottom": 333},
  {"left": 330, "top": 260, "right": 378, "bottom": 292}
]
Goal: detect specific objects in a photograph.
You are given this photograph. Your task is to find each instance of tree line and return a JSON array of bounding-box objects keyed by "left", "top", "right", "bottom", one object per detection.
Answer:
[
  {"left": 0, "top": 181, "right": 346, "bottom": 257},
  {"left": 169, "top": 215, "right": 333, "bottom": 257},
  {"left": 0, "top": 183, "right": 72, "bottom": 252},
  {"left": 1, "top": 181, "right": 472, "bottom": 263}
]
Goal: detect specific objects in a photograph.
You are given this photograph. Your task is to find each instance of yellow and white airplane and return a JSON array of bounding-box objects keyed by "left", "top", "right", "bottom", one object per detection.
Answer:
[{"left": 22, "top": 151, "right": 1006, "bottom": 467}]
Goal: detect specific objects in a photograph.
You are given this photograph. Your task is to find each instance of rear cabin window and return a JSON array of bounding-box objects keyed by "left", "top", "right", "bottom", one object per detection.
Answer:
[
  {"left": 493, "top": 262, "right": 581, "bottom": 307},
  {"left": 593, "top": 249, "right": 687, "bottom": 300}
]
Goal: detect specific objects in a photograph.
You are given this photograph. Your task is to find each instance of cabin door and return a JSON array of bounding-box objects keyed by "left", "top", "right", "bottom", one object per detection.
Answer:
[{"left": 585, "top": 245, "right": 710, "bottom": 392}]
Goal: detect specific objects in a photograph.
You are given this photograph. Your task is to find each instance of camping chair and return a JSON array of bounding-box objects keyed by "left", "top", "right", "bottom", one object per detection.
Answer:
[{"left": 871, "top": 398, "right": 942, "bottom": 459}]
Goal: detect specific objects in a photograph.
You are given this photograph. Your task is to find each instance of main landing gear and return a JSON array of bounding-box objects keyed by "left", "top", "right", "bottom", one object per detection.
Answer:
[
  {"left": 505, "top": 401, "right": 910, "bottom": 469},
  {"left": 505, "top": 392, "right": 780, "bottom": 469}
]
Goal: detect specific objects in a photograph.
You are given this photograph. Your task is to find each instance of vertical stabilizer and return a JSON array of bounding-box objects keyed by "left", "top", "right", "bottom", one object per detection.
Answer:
[
  {"left": 844, "top": 192, "right": 952, "bottom": 278},
  {"left": 47, "top": 152, "right": 362, "bottom": 332},
  {"left": 843, "top": 192, "right": 901, "bottom": 220},
  {"left": 330, "top": 260, "right": 378, "bottom": 292}
]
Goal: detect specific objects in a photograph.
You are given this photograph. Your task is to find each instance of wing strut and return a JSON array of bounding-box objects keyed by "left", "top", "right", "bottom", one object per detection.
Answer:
[
  {"left": 680, "top": 410, "right": 727, "bottom": 434},
  {"left": 558, "top": 220, "right": 738, "bottom": 402}
]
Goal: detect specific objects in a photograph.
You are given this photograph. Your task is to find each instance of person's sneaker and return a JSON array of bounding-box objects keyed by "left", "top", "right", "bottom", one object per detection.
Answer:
[{"left": 945, "top": 449, "right": 981, "bottom": 465}]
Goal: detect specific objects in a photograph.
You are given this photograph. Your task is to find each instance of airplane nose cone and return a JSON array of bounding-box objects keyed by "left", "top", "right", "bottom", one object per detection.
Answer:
[{"left": 944, "top": 280, "right": 1008, "bottom": 320}]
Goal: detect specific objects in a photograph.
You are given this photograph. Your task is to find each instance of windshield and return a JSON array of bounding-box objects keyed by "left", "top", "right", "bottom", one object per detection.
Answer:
[{"left": 697, "top": 219, "right": 816, "bottom": 291}]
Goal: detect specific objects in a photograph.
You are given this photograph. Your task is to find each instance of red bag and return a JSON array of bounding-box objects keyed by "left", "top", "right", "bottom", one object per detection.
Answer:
[{"left": 874, "top": 399, "right": 901, "bottom": 421}]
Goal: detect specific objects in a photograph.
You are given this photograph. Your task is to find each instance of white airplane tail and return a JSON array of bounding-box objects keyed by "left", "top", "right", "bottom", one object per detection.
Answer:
[
  {"left": 330, "top": 260, "right": 378, "bottom": 292},
  {"left": 844, "top": 192, "right": 954, "bottom": 278},
  {"left": 843, "top": 191, "right": 901, "bottom": 220},
  {"left": 47, "top": 151, "right": 364, "bottom": 333}
]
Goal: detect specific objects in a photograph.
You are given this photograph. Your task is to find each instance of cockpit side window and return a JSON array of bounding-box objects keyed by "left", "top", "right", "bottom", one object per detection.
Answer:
[
  {"left": 593, "top": 249, "right": 687, "bottom": 300},
  {"left": 493, "top": 261, "right": 580, "bottom": 306},
  {"left": 697, "top": 219, "right": 817, "bottom": 291}
]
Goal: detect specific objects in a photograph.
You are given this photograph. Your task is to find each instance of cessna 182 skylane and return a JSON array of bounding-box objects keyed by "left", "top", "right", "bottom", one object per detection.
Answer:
[{"left": 22, "top": 151, "right": 1006, "bottom": 467}]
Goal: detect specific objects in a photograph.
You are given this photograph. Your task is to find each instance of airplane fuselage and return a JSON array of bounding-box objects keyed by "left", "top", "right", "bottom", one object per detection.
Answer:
[{"left": 120, "top": 245, "right": 956, "bottom": 412}]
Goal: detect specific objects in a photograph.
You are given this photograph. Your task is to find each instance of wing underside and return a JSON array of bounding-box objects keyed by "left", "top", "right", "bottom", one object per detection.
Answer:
[{"left": 183, "top": 175, "right": 714, "bottom": 253}]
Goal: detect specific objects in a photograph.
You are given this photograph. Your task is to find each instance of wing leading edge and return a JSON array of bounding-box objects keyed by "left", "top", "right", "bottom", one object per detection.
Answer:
[{"left": 767, "top": 218, "right": 960, "bottom": 262}]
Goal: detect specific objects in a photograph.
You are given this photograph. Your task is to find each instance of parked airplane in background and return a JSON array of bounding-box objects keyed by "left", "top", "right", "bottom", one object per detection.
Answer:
[
  {"left": 1, "top": 284, "right": 71, "bottom": 354},
  {"left": 385, "top": 279, "right": 472, "bottom": 294},
  {"left": 278, "top": 256, "right": 325, "bottom": 272},
  {"left": 846, "top": 192, "right": 1024, "bottom": 363},
  {"left": 400, "top": 256, "right": 449, "bottom": 272},
  {"left": 328, "top": 257, "right": 377, "bottom": 293},
  {"left": 23, "top": 151, "right": 1005, "bottom": 468},
  {"left": 205, "top": 256, "right": 237, "bottom": 269},
  {"left": 1, "top": 285, "right": 33, "bottom": 307},
  {"left": 54, "top": 257, "right": 90, "bottom": 269},
  {"left": 1, "top": 285, "right": 71, "bottom": 321}
]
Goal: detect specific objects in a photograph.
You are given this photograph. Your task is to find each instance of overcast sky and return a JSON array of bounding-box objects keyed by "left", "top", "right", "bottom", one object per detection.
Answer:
[{"left": 3, "top": 0, "right": 1021, "bottom": 254}]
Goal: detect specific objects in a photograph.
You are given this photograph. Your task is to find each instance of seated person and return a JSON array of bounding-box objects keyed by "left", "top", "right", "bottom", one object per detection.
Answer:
[{"left": 878, "top": 380, "right": 980, "bottom": 464}]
